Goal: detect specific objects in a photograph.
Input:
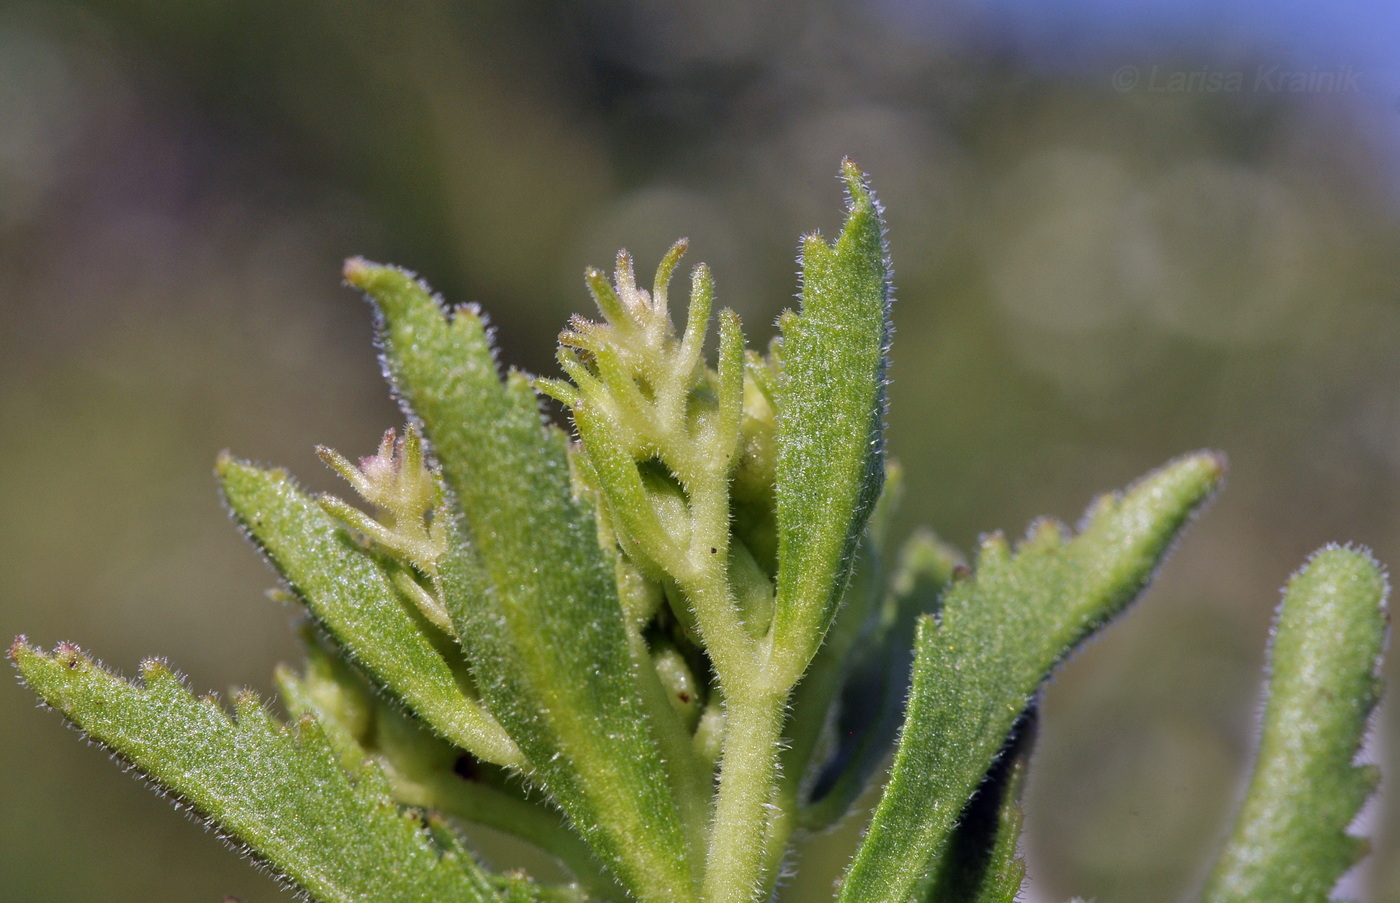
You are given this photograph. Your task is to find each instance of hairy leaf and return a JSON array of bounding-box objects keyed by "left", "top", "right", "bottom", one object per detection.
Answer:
[
  {"left": 10, "top": 640, "right": 504, "bottom": 903},
  {"left": 770, "top": 159, "right": 891, "bottom": 686},
  {"left": 798, "top": 529, "right": 962, "bottom": 832},
  {"left": 1201, "top": 545, "right": 1388, "bottom": 903},
  {"left": 276, "top": 631, "right": 621, "bottom": 901},
  {"left": 217, "top": 456, "right": 520, "bottom": 767},
  {"left": 346, "top": 259, "right": 695, "bottom": 903},
  {"left": 915, "top": 719, "right": 1032, "bottom": 903},
  {"left": 838, "top": 452, "right": 1224, "bottom": 903}
]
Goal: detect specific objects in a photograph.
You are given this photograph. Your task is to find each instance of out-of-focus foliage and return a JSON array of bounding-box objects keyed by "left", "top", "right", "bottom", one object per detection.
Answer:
[
  {"left": 1202, "top": 546, "right": 1388, "bottom": 903},
  {"left": 3, "top": 2, "right": 1400, "bottom": 902}
]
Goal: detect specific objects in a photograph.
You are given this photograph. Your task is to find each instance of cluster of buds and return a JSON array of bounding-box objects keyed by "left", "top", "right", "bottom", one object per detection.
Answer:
[
  {"left": 317, "top": 428, "right": 453, "bottom": 633},
  {"left": 537, "top": 241, "right": 784, "bottom": 736}
]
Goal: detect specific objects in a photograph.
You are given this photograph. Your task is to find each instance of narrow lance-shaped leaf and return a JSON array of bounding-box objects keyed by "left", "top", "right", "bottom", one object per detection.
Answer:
[
  {"left": 217, "top": 456, "right": 520, "bottom": 767},
  {"left": 1201, "top": 545, "right": 1388, "bottom": 903},
  {"left": 770, "top": 158, "right": 891, "bottom": 687},
  {"left": 839, "top": 452, "right": 1224, "bottom": 903},
  {"left": 914, "top": 714, "right": 1034, "bottom": 903},
  {"left": 345, "top": 260, "right": 695, "bottom": 903},
  {"left": 9, "top": 640, "right": 505, "bottom": 903}
]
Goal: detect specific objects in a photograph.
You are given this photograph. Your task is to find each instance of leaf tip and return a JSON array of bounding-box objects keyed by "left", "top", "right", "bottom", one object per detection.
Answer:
[
  {"left": 7, "top": 634, "right": 32, "bottom": 662},
  {"left": 1018, "top": 517, "right": 1068, "bottom": 553},
  {"left": 1148, "top": 449, "right": 1227, "bottom": 515},
  {"left": 978, "top": 530, "right": 1011, "bottom": 561},
  {"left": 1102, "top": 449, "right": 1226, "bottom": 527},
  {"left": 799, "top": 231, "right": 828, "bottom": 260},
  {"left": 837, "top": 159, "right": 886, "bottom": 249},
  {"left": 1301, "top": 542, "right": 1388, "bottom": 589},
  {"left": 1192, "top": 448, "right": 1229, "bottom": 486},
  {"left": 343, "top": 258, "right": 443, "bottom": 325},
  {"left": 1167, "top": 447, "right": 1228, "bottom": 486},
  {"left": 839, "top": 157, "right": 869, "bottom": 203},
  {"left": 342, "top": 255, "right": 374, "bottom": 288},
  {"left": 214, "top": 449, "right": 239, "bottom": 479},
  {"left": 1289, "top": 544, "right": 1390, "bottom": 644},
  {"left": 11, "top": 640, "right": 95, "bottom": 682}
]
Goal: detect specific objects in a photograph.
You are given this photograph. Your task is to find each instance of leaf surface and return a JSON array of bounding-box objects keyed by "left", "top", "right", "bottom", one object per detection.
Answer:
[
  {"left": 346, "top": 260, "right": 695, "bottom": 903},
  {"left": 798, "top": 529, "right": 961, "bottom": 832},
  {"left": 10, "top": 640, "right": 503, "bottom": 903},
  {"left": 770, "top": 159, "right": 891, "bottom": 684},
  {"left": 218, "top": 457, "right": 519, "bottom": 766},
  {"left": 838, "top": 453, "right": 1224, "bottom": 903},
  {"left": 1201, "top": 545, "right": 1388, "bottom": 903},
  {"left": 915, "top": 722, "right": 1031, "bottom": 903}
]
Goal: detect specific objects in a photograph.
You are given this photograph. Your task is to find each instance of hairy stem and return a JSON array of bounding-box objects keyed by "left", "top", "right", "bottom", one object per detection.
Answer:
[{"left": 703, "top": 686, "right": 789, "bottom": 903}]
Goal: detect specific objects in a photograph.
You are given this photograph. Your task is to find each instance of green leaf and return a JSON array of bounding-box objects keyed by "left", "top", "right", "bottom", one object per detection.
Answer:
[
  {"left": 277, "top": 630, "right": 621, "bottom": 901},
  {"left": 769, "top": 159, "right": 891, "bottom": 686},
  {"left": 1201, "top": 545, "right": 1388, "bottom": 903},
  {"left": 217, "top": 456, "right": 520, "bottom": 767},
  {"left": 838, "top": 452, "right": 1224, "bottom": 903},
  {"left": 915, "top": 721, "right": 1032, "bottom": 903},
  {"left": 346, "top": 259, "right": 696, "bottom": 903},
  {"left": 9, "top": 640, "right": 504, "bottom": 903},
  {"left": 797, "top": 529, "right": 962, "bottom": 832}
]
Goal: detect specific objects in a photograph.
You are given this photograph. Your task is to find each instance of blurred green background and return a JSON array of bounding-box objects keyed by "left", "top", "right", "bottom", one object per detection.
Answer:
[{"left": 4, "top": 1, "right": 1400, "bottom": 900}]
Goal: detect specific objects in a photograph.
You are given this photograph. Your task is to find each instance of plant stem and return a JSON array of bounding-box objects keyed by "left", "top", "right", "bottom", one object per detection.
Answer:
[
  {"left": 677, "top": 563, "right": 751, "bottom": 697},
  {"left": 702, "top": 685, "right": 789, "bottom": 903}
]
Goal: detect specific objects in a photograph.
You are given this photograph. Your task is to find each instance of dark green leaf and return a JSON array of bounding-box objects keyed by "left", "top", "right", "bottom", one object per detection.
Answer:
[{"left": 838, "top": 452, "right": 1224, "bottom": 903}]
